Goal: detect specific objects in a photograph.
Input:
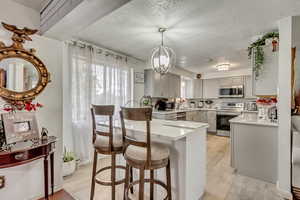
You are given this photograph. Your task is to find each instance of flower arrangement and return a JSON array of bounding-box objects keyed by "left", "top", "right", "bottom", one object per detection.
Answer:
[
  {"left": 256, "top": 97, "right": 277, "bottom": 106},
  {"left": 248, "top": 32, "right": 279, "bottom": 79},
  {"left": 3, "top": 101, "right": 43, "bottom": 113}
]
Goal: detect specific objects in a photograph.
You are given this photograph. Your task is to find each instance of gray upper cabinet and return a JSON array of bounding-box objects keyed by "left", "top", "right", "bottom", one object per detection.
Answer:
[
  {"left": 144, "top": 69, "right": 180, "bottom": 98},
  {"left": 203, "top": 79, "right": 219, "bottom": 98},
  {"left": 193, "top": 79, "right": 203, "bottom": 98},
  {"left": 168, "top": 73, "right": 181, "bottom": 97},
  {"left": 219, "top": 76, "right": 244, "bottom": 86},
  {"left": 253, "top": 45, "right": 278, "bottom": 96}
]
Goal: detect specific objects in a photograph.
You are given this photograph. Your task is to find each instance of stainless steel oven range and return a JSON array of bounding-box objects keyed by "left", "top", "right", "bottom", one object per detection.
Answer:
[{"left": 216, "top": 102, "right": 243, "bottom": 137}]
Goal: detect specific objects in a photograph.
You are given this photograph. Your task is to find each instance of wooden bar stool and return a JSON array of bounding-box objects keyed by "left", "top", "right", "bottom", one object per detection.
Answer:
[
  {"left": 120, "top": 107, "right": 172, "bottom": 200},
  {"left": 90, "top": 105, "right": 127, "bottom": 200}
]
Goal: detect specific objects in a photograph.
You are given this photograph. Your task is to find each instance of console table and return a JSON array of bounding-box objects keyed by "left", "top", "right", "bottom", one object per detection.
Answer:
[{"left": 0, "top": 136, "right": 57, "bottom": 200}]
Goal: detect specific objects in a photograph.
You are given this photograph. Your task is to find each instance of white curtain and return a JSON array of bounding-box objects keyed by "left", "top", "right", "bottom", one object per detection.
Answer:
[{"left": 66, "top": 43, "right": 133, "bottom": 163}]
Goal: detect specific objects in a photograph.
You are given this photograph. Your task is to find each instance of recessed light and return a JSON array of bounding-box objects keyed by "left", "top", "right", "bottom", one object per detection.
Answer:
[{"left": 216, "top": 63, "right": 230, "bottom": 71}]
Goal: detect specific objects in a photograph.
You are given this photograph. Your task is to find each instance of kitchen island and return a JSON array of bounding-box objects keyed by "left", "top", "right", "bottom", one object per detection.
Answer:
[
  {"left": 230, "top": 116, "right": 278, "bottom": 183},
  {"left": 98, "top": 119, "right": 208, "bottom": 200}
]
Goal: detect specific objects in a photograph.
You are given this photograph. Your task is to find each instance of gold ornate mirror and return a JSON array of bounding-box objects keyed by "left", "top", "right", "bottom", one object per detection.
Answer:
[{"left": 0, "top": 22, "right": 50, "bottom": 109}]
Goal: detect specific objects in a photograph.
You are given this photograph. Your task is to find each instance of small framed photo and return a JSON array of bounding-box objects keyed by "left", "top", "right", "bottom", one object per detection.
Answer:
[
  {"left": 2, "top": 112, "right": 39, "bottom": 144},
  {"left": 134, "top": 72, "right": 144, "bottom": 84}
]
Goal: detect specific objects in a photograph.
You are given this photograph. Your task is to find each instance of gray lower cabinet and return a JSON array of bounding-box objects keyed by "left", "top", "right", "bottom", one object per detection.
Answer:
[
  {"left": 230, "top": 122, "right": 278, "bottom": 183},
  {"left": 192, "top": 110, "right": 216, "bottom": 133},
  {"left": 144, "top": 69, "right": 180, "bottom": 98},
  {"left": 186, "top": 111, "right": 197, "bottom": 121},
  {"left": 207, "top": 111, "right": 216, "bottom": 132},
  {"left": 197, "top": 111, "right": 208, "bottom": 123}
]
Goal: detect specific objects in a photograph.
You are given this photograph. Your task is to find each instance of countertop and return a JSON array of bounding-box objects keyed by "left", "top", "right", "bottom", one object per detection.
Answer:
[
  {"left": 241, "top": 110, "right": 258, "bottom": 113},
  {"left": 152, "top": 108, "right": 216, "bottom": 114},
  {"left": 98, "top": 119, "right": 209, "bottom": 141},
  {"left": 229, "top": 116, "right": 278, "bottom": 127}
]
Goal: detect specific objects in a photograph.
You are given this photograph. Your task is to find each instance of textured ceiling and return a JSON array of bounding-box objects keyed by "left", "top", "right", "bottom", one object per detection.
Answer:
[
  {"left": 11, "top": 0, "right": 45, "bottom": 11},
  {"left": 75, "top": 0, "right": 300, "bottom": 73}
]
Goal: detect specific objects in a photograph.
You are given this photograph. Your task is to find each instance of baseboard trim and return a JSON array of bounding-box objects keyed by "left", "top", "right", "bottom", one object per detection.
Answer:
[{"left": 276, "top": 181, "right": 293, "bottom": 200}]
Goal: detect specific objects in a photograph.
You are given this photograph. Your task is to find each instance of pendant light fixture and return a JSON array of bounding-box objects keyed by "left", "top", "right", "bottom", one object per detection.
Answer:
[{"left": 150, "top": 28, "right": 176, "bottom": 75}]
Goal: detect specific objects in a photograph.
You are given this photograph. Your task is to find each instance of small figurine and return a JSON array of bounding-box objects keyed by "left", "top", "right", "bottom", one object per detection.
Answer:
[{"left": 41, "top": 127, "right": 48, "bottom": 140}]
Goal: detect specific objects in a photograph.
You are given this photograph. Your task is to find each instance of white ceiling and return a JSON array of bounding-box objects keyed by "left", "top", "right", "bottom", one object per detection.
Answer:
[
  {"left": 65, "top": 0, "right": 300, "bottom": 73},
  {"left": 11, "top": 0, "right": 45, "bottom": 11}
]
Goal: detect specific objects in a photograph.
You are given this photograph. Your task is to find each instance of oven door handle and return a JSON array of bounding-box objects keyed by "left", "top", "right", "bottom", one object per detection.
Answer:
[{"left": 217, "top": 113, "right": 240, "bottom": 116}]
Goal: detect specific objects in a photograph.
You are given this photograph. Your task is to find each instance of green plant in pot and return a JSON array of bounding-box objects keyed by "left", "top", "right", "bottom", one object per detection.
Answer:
[
  {"left": 248, "top": 32, "right": 279, "bottom": 79},
  {"left": 62, "top": 147, "right": 76, "bottom": 177}
]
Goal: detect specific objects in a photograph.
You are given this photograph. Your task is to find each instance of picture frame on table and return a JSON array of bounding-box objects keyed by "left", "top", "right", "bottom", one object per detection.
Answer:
[{"left": 1, "top": 112, "right": 39, "bottom": 145}]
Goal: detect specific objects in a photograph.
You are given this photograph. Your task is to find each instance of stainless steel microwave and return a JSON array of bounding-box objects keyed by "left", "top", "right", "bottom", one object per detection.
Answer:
[{"left": 219, "top": 85, "right": 244, "bottom": 98}]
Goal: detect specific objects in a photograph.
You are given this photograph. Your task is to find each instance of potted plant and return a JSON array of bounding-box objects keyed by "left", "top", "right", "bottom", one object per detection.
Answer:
[{"left": 62, "top": 147, "right": 76, "bottom": 177}]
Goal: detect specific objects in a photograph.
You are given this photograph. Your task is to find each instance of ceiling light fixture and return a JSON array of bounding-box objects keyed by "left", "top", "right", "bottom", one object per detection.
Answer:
[
  {"left": 150, "top": 28, "right": 176, "bottom": 75},
  {"left": 216, "top": 63, "right": 230, "bottom": 71}
]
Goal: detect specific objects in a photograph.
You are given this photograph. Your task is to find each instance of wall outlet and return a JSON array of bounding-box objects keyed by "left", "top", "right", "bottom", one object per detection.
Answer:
[{"left": 0, "top": 176, "right": 5, "bottom": 189}]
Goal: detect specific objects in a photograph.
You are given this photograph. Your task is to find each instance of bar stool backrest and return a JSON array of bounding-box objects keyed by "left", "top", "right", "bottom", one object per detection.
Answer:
[
  {"left": 91, "top": 105, "right": 115, "bottom": 152},
  {"left": 120, "top": 107, "right": 152, "bottom": 166}
]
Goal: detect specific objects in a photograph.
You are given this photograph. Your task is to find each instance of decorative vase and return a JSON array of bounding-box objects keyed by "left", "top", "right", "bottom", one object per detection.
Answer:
[
  {"left": 62, "top": 159, "right": 76, "bottom": 177},
  {"left": 272, "top": 39, "right": 278, "bottom": 52},
  {"left": 265, "top": 38, "right": 273, "bottom": 46},
  {"left": 265, "top": 37, "right": 279, "bottom": 52},
  {"left": 257, "top": 105, "right": 269, "bottom": 121}
]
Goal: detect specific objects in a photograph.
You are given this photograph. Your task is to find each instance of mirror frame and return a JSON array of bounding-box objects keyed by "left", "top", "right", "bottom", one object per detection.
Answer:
[{"left": 0, "top": 22, "right": 50, "bottom": 107}]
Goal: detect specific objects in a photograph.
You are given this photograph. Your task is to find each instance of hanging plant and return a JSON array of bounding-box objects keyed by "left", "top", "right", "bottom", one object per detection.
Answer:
[
  {"left": 248, "top": 32, "right": 279, "bottom": 79},
  {"left": 253, "top": 46, "right": 264, "bottom": 79}
]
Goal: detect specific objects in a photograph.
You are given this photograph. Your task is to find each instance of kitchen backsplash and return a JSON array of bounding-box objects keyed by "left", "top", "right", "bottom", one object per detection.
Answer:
[{"left": 187, "top": 97, "right": 257, "bottom": 108}]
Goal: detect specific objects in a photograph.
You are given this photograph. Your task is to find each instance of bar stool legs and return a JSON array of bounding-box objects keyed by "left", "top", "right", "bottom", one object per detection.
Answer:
[
  {"left": 124, "top": 164, "right": 130, "bottom": 200},
  {"left": 139, "top": 168, "right": 145, "bottom": 200},
  {"left": 90, "top": 150, "right": 98, "bottom": 200},
  {"left": 166, "top": 159, "right": 172, "bottom": 200},
  {"left": 130, "top": 167, "right": 133, "bottom": 194},
  {"left": 123, "top": 160, "right": 172, "bottom": 200},
  {"left": 90, "top": 150, "right": 126, "bottom": 200},
  {"left": 150, "top": 169, "right": 154, "bottom": 200},
  {"left": 111, "top": 153, "right": 116, "bottom": 200}
]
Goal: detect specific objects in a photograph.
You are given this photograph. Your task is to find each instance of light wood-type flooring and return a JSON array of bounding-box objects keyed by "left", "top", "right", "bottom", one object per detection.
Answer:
[
  {"left": 38, "top": 189, "right": 75, "bottom": 200},
  {"left": 63, "top": 134, "right": 284, "bottom": 200}
]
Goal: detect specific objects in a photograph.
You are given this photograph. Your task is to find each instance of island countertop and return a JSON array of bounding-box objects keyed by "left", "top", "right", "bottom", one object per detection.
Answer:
[
  {"left": 98, "top": 119, "right": 209, "bottom": 141},
  {"left": 229, "top": 116, "right": 278, "bottom": 127},
  {"left": 152, "top": 108, "right": 216, "bottom": 115}
]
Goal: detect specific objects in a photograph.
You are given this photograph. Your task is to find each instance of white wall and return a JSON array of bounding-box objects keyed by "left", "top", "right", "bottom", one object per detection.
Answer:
[
  {"left": 0, "top": 1, "right": 63, "bottom": 200},
  {"left": 0, "top": 0, "right": 39, "bottom": 29},
  {"left": 277, "top": 16, "right": 292, "bottom": 198},
  {"left": 130, "top": 58, "right": 147, "bottom": 103}
]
